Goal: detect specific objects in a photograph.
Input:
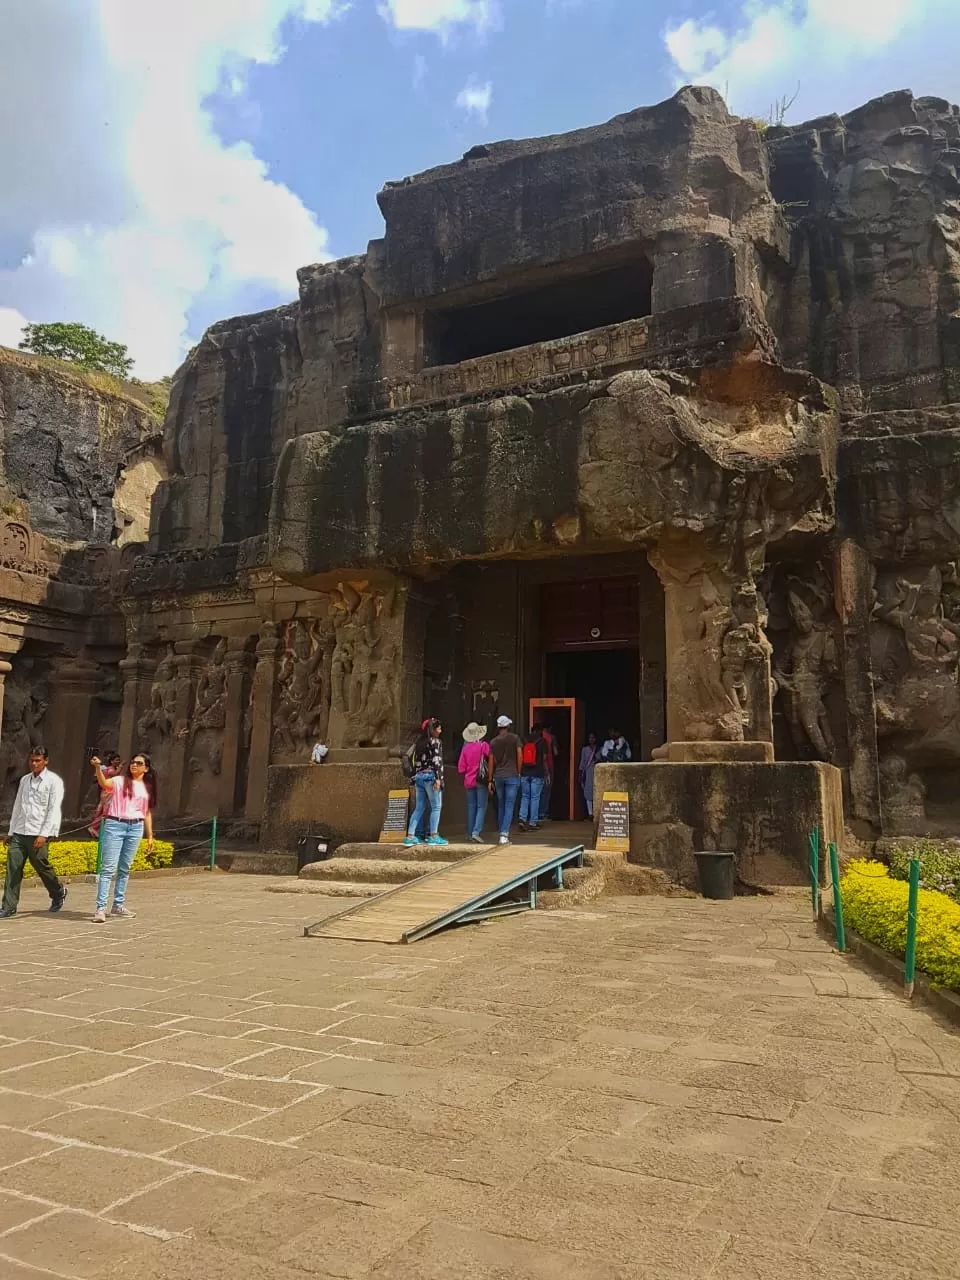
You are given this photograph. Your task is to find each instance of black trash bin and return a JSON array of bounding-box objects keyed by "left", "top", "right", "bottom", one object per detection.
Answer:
[
  {"left": 694, "top": 851, "right": 736, "bottom": 900},
  {"left": 297, "top": 833, "right": 331, "bottom": 872}
]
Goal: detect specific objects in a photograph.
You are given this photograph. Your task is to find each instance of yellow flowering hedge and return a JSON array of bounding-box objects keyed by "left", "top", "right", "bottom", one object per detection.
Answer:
[
  {"left": 840, "top": 859, "right": 960, "bottom": 991},
  {"left": 0, "top": 839, "right": 174, "bottom": 880}
]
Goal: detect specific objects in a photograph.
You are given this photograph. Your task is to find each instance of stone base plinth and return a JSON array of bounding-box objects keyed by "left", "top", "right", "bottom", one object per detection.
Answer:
[
  {"left": 594, "top": 760, "right": 843, "bottom": 887},
  {"left": 653, "top": 741, "right": 775, "bottom": 763}
]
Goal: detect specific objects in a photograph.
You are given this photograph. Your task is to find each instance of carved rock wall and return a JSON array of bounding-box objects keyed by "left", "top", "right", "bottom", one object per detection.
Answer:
[{"left": 769, "top": 91, "right": 960, "bottom": 413}]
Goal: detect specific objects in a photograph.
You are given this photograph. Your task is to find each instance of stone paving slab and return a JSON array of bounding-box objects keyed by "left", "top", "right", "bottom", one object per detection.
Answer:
[{"left": 1, "top": 875, "right": 959, "bottom": 1277}]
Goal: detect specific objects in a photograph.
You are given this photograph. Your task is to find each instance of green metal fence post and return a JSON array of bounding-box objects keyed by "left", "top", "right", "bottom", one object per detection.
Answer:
[
  {"left": 808, "top": 827, "right": 820, "bottom": 922},
  {"left": 95, "top": 823, "right": 104, "bottom": 876},
  {"left": 829, "top": 841, "right": 845, "bottom": 953},
  {"left": 904, "top": 856, "right": 920, "bottom": 998},
  {"left": 209, "top": 816, "right": 218, "bottom": 871}
]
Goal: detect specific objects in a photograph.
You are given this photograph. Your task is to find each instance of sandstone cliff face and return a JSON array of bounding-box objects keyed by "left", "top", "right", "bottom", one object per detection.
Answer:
[
  {"left": 273, "top": 363, "right": 836, "bottom": 581},
  {"left": 0, "top": 347, "right": 163, "bottom": 545},
  {"left": 768, "top": 90, "right": 960, "bottom": 413}
]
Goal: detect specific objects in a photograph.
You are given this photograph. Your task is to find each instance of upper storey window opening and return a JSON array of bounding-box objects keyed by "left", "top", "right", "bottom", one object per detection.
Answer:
[{"left": 422, "top": 253, "right": 653, "bottom": 368}]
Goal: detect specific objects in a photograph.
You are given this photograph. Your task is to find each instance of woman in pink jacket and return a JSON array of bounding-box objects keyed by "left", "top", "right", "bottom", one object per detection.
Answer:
[{"left": 457, "top": 722, "right": 491, "bottom": 844}]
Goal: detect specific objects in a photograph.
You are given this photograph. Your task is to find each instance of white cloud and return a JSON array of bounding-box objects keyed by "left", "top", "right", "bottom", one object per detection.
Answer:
[
  {"left": 665, "top": 19, "right": 727, "bottom": 77},
  {"left": 456, "top": 78, "right": 493, "bottom": 123},
  {"left": 0, "top": 308, "right": 29, "bottom": 352},
  {"left": 0, "top": 0, "right": 339, "bottom": 378},
  {"left": 663, "top": 0, "right": 960, "bottom": 123},
  {"left": 380, "top": 0, "right": 494, "bottom": 34}
]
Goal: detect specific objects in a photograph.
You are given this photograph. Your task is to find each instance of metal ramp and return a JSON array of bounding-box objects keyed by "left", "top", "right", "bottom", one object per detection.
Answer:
[{"left": 303, "top": 843, "right": 585, "bottom": 944}]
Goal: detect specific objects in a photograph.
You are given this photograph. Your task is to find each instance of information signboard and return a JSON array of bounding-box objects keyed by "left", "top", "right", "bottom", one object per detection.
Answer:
[
  {"left": 379, "top": 789, "right": 410, "bottom": 844},
  {"left": 595, "top": 791, "right": 630, "bottom": 853}
]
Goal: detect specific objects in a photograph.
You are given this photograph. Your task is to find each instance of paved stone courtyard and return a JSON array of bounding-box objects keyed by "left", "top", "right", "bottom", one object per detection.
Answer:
[{"left": 1, "top": 875, "right": 959, "bottom": 1278}]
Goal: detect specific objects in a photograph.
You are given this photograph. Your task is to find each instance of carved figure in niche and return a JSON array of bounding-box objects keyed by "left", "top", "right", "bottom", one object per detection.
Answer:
[
  {"left": 773, "top": 589, "right": 837, "bottom": 761},
  {"left": 272, "top": 619, "right": 331, "bottom": 755},
  {"left": 720, "top": 585, "right": 774, "bottom": 737},
  {"left": 195, "top": 638, "right": 228, "bottom": 731},
  {"left": 137, "top": 646, "right": 177, "bottom": 744},
  {"left": 356, "top": 641, "right": 400, "bottom": 745},
  {"left": 326, "top": 584, "right": 401, "bottom": 747},
  {"left": 0, "top": 659, "right": 49, "bottom": 797}
]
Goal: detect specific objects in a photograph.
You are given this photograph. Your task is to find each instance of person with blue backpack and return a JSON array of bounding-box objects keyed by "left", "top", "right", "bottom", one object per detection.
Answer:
[{"left": 403, "top": 718, "right": 448, "bottom": 847}]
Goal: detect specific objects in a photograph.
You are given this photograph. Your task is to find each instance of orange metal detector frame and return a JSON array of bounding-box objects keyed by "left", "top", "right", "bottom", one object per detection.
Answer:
[{"left": 528, "top": 697, "right": 585, "bottom": 821}]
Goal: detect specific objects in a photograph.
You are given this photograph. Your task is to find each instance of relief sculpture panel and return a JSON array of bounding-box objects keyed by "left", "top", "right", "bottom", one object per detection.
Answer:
[
  {"left": 768, "top": 565, "right": 842, "bottom": 765},
  {"left": 0, "top": 655, "right": 50, "bottom": 807},
  {"left": 870, "top": 563, "right": 960, "bottom": 832}
]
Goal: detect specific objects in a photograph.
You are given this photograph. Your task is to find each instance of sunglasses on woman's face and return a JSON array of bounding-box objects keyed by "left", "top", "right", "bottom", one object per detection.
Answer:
[{"left": 131, "top": 759, "right": 147, "bottom": 767}]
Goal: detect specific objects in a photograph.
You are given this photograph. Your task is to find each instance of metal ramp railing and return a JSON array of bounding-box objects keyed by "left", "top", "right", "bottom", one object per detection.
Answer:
[{"left": 303, "top": 842, "right": 586, "bottom": 944}]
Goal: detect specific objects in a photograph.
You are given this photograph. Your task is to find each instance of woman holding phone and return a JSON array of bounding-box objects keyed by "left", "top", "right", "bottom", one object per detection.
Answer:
[{"left": 89, "top": 751, "right": 157, "bottom": 923}]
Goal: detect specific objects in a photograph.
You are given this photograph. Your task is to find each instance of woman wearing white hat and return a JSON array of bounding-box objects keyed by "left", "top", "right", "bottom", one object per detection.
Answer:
[{"left": 457, "top": 722, "right": 492, "bottom": 843}]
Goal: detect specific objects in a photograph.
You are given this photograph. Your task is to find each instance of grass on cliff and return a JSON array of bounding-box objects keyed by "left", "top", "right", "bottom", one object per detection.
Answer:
[{"left": 0, "top": 344, "right": 170, "bottom": 421}]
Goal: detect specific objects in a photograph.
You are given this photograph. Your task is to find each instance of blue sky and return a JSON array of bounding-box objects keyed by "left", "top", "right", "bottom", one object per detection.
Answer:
[{"left": 1, "top": 0, "right": 958, "bottom": 377}]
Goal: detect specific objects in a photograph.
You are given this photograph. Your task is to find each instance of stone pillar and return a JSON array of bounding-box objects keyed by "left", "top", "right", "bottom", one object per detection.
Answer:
[
  {"left": 638, "top": 562, "right": 666, "bottom": 762},
  {"left": 398, "top": 581, "right": 431, "bottom": 744},
  {"left": 118, "top": 644, "right": 155, "bottom": 761},
  {"left": 44, "top": 658, "right": 101, "bottom": 818},
  {"left": 0, "top": 659, "right": 10, "bottom": 748},
  {"left": 835, "top": 538, "right": 882, "bottom": 831},
  {"left": 245, "top": 622, "right": 280, "bottom": 822},
  {"left": 167, "top": 643, "right": 201, "bottom": 816},
  {"left": 218, "top": 639, "right": 253, "bottom": 817},
  {"left": 649, "top": 537, "right": 774, "bottom": 748}
]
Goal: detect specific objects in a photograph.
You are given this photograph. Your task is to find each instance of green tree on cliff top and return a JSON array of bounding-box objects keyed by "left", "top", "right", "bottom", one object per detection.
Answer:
[{"left": 19, "top": 321, "right": 133, "bottom": 380}]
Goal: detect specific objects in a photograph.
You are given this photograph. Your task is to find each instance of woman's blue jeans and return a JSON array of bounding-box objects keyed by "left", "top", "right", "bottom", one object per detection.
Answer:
[
  {"left": 96, "top": 817, "right": 144, "bottom": 911},
  {"left": 408, "top": 772, "right": 442, "bottom": 838},
  {"left": 520, "top": 776, "right": 544, "bottom": 825},
  {"left": 465, "top": 785, "right": 489, "bottom": 839},
  {"left": 494, "top": 776, "right": 520, "bottom": 837}
]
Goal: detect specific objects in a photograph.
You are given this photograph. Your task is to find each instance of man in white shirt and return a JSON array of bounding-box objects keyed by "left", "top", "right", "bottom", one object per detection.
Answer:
[{"left": 1, "top": 746, "right": 67, "bottom": 918}]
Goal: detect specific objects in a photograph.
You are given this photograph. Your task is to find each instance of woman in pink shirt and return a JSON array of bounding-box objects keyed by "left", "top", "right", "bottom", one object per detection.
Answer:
[
  {"left": 457, "top": 722, "right": 492, "bottom": 844},
  {"left": 90, "top": 752, "right": 157, "bottom": 923}
]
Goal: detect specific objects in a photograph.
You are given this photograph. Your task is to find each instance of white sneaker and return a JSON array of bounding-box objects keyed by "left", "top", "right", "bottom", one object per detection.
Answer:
[
  {"left": 498, "top": 835, "right": 509, "bottom": 845},
  {"left": 111, "top": 904, "right": 136, "bottom": 918},
  {"left": 92, "top": 908, "right": 107, "bottom": 924}
]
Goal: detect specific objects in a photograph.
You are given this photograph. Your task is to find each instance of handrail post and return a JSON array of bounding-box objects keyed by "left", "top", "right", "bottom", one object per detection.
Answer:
[
  {"left": 209, "top": 816, "right": 218, "bottom": 872},
  {"left": 809, "top": 827, "right": 820, "bottom": 922},
  {"left": 904, "top": 856, "right": 920, "bottom": 998},
  {"left": 829, "top": 841, "right": 845, "bottom": 953}
]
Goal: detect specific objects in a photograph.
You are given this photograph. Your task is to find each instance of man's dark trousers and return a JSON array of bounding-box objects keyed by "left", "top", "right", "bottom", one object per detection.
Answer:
[{"left": 2, "top": 834, "right": 62, "bottom": 913}]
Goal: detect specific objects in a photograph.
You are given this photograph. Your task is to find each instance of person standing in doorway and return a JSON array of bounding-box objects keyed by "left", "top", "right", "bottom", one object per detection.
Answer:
[
  {"left": 1, "top": 746, "right": 67, "bottom": 919},
  {"left": 90, "top": 752, "right": 157, "bottom": 923},
  {"left": 599, "top": 728, "right": 632, "bottom": 762},
  {"left": 578, "top": 732, "right": 599, "bottom": 817},
  {"left": 404, "top": 719, "right": 448, "bottom": 847},
  {"left": 458, "top": 722, "right": 491, "bottom": 844},
  {"left": 489, "top": 715, "right": 522, "bottom": 845},
  {"left": 519, "top": 723, "right": 548, "bottom": 831},
  {"left": 538, "top": 725, "right": 557, "bottom": 823}
]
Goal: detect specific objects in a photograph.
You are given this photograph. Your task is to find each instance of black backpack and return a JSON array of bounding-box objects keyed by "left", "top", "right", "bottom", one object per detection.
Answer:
[{"left": 401, "top": 743, "right": 417, "bottom": 779}]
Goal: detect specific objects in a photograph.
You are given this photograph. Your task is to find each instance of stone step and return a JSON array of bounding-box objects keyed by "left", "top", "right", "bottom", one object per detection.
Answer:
[
  {"left": 215, "top": 849, "right": 297, "bottom": 876},
  {"left": 300, "top": 857, "right": 452, "bottom": 884},
  {"left": 334, "top": 841, "right": 488, "bottom": 863},
  {"left": 268, "top": 880, "right": 392, "bottom": 898}
]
